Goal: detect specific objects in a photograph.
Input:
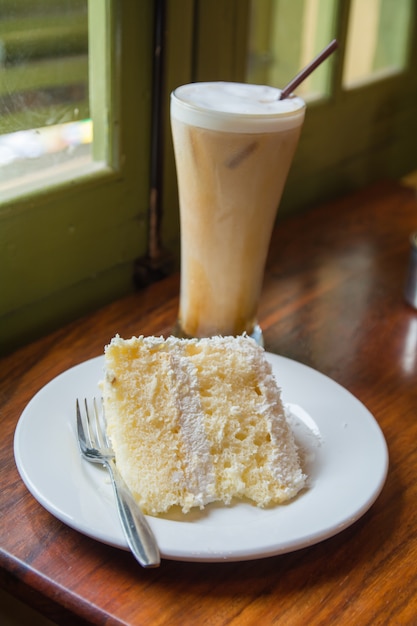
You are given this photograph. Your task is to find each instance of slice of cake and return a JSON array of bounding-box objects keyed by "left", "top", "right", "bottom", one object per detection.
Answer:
[{"left": 101, "top": 334, "right": 305, "bottom": 515}]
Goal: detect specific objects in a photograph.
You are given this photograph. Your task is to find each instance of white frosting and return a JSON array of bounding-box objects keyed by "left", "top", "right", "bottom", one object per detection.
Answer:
[
  {"left": 171, "top": 82, "right": 305, "bottom": 132},
  {"left": 250, "top": 343, "right": 306, "bottom": 495},
  {"left": 169, "top": 351, "right": 215, "bottom": 507}
]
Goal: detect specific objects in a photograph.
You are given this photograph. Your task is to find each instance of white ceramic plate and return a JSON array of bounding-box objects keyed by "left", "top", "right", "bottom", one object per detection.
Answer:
[{"left": 14, "top": 353, "right": 388, "bottom": 562}]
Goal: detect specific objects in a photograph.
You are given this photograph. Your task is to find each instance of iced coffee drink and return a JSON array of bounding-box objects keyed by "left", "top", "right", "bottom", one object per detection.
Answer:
[{"left": 171, "top": 82, "right": 305, "bottom": 342}]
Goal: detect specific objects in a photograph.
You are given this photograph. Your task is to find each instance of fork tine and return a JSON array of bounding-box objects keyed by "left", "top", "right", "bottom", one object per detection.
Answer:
[
  {"left": 77, "top": 398, "right": 97, "bottom": 452},
  {"left": 76, "top": 398, "right": 88, "bottom": 450},
  {"left": 76, "top": 398, "right": 105, "bottom": 452},
  {"left": 81, "top": 397, "right": 108, "bottom": 452},
  {"left": 84, "top": 398, "right": 95, "bottom": 449},
  {"left": 101, "top": 402, "right": 113, "bottom": 449},
  {"left": 97, "top": 397, "right": 110, "bottom": 447},
  {"left": 93, "top": 397, "right": 106, "bottom": 450}
]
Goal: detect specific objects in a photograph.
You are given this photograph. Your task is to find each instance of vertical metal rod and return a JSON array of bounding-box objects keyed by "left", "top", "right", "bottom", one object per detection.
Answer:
[{"left": 148, "top": 0, "right": 166, "bottom": 262}]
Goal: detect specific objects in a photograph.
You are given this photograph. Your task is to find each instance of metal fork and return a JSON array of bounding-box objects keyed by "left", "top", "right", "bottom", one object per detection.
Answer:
[{"left": 76, "top": 398, "right": 160, "bottom": 568}]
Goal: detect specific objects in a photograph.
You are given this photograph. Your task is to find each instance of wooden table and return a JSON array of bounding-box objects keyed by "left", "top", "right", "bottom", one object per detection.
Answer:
[{"left": 1, "top": 180, "right": 417, "bottom": 625}]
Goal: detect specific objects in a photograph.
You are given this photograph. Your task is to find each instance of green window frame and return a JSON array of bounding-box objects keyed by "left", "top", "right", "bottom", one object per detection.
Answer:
[
  {"left": 2, "top": 0, "right": 417, "bottom": 355},
  {"left": 1, "top": 1, "right": 154, "bottom": 353}
]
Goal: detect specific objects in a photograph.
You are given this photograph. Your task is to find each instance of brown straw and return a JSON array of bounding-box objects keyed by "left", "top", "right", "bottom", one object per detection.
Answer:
[{"left": 279, "top": 39, "right": 338, "bottom": 100}]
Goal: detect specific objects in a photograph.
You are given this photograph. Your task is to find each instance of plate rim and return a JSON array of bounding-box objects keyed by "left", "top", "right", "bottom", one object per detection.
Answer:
[{"left": 13, "top": 352, "right": 389, "bottom": 562}]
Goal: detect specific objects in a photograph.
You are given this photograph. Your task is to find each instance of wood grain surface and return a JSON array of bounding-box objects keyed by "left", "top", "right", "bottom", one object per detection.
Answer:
[{"left": 1, "top": 180, "right": 416, "bottom": 625}]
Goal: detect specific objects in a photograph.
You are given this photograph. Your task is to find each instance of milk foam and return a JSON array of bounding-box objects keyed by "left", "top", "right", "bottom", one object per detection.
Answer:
[{"left": 171, "top": 82, "right": 305, "bottom": 132}]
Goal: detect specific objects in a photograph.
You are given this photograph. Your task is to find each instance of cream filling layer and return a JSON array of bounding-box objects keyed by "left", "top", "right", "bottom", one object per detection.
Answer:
[
  {"left": 250, "top": 347, "right": 306, "bottom": 495},
  {"left": 169, "top": 351, "right": 215, "bottom": 509}
]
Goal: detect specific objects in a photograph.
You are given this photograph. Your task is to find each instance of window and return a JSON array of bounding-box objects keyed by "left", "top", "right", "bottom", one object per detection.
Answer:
[
  {"left": 2, "top": 0, "right": 417, "bottom": 354},
  {"left": 1, "top": 1, "right": 154, "bottom": 353},
  {"left": 241, "top": 0, "right": 417, "bottom": 215},
  {"left": 343, "top": 0, "right": 413, "bottom": 86},
  {"left": 247, "top": 0, "right": 338, "bottom": 101},
  {"left": 0, "top": 0, "right": 91, "bottom": 196}
]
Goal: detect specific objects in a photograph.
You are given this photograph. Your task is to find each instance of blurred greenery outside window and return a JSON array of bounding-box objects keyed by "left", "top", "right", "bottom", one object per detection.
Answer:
[
  {"left": 0, "top": 0, "right": 90, "bottom": 182},
  {"left": 1, "top": 0, "right": 417, "bottom": 355}
]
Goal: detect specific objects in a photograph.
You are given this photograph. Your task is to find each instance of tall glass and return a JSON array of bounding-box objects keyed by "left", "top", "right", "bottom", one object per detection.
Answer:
[{"left": 170, "top": 82, "right": 305, "bottom": 344}]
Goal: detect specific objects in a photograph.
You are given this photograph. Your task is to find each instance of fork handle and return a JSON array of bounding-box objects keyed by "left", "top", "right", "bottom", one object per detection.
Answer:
[{"left": 108, "top": 459, "right": 161, "bottom": 568}]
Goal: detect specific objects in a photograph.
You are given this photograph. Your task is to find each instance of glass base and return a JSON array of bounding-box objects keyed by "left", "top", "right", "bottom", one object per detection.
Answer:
[{"left": 172, "top": 321, "right": 264, "bottom": 347}]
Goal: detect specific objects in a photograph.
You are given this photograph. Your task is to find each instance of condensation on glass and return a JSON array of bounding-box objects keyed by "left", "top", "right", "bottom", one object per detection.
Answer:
[{"left": 0, "top": 0, "right": 92, "bottom": 194}]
